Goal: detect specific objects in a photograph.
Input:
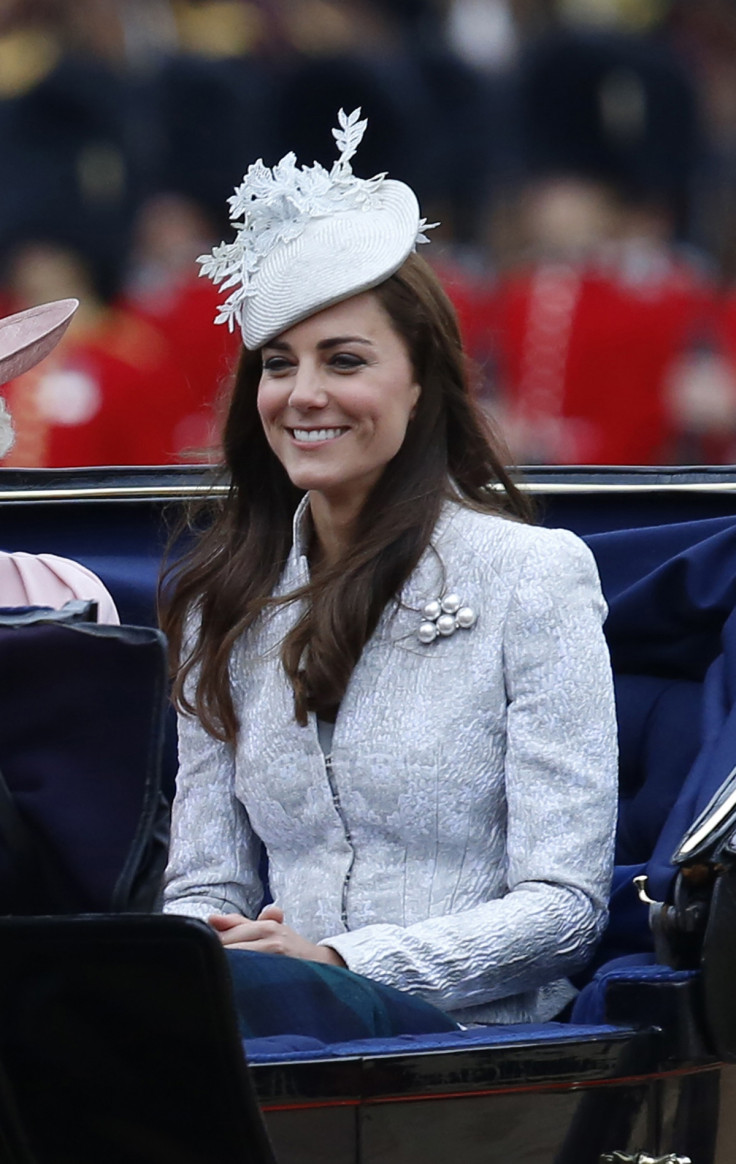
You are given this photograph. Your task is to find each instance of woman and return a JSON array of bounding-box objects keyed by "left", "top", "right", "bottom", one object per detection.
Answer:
[
  {"left": 0, "top": 297, "right": 119, "bottom": 621},
  {"left": 161, "top": 110, "right": 618, "bottom": 1039}
]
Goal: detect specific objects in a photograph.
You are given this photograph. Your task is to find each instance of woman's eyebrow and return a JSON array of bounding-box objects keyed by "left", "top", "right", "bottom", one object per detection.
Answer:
[
  {"left": 262, "top": 335, "right": 374, "bottom": 354},
  {"left": 263, "top": 335, "right": 375, "bottom": 355},
  {"left": 316, "top": 335, "right": 374, "bottom": 350}
]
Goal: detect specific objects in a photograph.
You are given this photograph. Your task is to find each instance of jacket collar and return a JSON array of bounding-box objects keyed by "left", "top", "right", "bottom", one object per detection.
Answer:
[
  {"left": 291, "top": 493, "right": 312, "bottom": 560},
  {"left": 283, "top": 489, "right": 463, "bottom": 602}
]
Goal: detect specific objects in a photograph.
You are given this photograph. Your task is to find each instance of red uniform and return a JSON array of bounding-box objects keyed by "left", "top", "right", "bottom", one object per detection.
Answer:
[
  {"left": 120, "top": 274, "right": 240, "bottom": 454},
  {"left": 431, "top": 258, "right": 498, "bottom": 372},
  {"left": 4, "top": 281, "right": 239, "bottom": 468},
  {"left": 492, "top": 246, "right": 716, "bottom": 465}
]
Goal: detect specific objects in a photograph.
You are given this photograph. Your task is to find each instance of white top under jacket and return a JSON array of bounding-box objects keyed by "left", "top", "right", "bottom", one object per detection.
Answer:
[{"left": 163, "top": 496, "right": 618, "bottom": 1025}]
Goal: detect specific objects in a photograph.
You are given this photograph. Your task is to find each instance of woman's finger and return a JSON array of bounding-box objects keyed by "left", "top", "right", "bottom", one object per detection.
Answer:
[
  {"left": 257, "top": 903, "right": 285, "bottom": 923},
  {"left": 214, "top": 919, "right": 282, "bottom": 947},
  {"left": 208, "top": 913, "right": 248, "bottom": 931}
]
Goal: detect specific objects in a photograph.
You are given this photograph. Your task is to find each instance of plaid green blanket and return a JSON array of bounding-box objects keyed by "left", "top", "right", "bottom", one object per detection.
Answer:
[{"left": 225, "top": 950, "right": 458, "bottom": 1041}]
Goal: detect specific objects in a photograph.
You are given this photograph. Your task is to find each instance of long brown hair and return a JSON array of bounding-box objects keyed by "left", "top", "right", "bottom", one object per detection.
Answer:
[{"left": 159, "top": 254, "right": 532, "bottom": 741}]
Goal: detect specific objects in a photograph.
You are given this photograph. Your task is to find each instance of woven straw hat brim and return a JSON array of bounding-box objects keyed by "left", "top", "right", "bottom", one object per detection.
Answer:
[
  {"left": 241, "top": 180, "right": 420, "bottom": 350},
  {"left": 0, "top": 298, "right": 79, "bottom": 386}
]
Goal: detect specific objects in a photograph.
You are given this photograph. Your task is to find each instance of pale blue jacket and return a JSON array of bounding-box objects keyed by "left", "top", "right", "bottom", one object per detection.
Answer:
[{"left": 164, "top": 497, "right": 618, "bottom": 1024}]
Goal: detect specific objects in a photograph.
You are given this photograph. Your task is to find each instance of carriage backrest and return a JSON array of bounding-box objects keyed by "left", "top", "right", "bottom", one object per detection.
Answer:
[{"left": 0, "top": 610, "right": 169, "bottom": 914}]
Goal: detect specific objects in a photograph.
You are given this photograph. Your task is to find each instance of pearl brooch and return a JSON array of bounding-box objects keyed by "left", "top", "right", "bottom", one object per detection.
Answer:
[
  {"left": 417, "top": 593, "right": 477, "bottom": 644},
  {"left": 456, "top": 606, "right": 477, "bottom": 629},
  {"left": 418, "top": 621, "right": 439, "bottom": 644},
  {"left": 437, "top": 613, "right": 456, "bottom": 636}
]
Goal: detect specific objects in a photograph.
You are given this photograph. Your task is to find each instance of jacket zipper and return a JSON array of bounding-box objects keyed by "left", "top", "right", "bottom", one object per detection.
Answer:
[{"left": 324, "top": 753, "right": 355, "bottom": 929}]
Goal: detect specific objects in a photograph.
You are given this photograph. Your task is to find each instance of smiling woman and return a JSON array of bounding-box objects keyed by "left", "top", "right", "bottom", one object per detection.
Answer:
[{"left": 159, "top": 110, "right": 618, "bottom": 1043}]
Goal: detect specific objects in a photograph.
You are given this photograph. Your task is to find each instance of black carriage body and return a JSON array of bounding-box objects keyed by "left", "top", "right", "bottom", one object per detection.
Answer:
[{"left": 2, "top": 464, "right": 736, "bottom": 1164}]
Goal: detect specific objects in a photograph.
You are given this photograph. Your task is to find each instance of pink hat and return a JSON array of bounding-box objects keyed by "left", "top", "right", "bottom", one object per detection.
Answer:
[
  {"left": 0, "top": 298, "right": 78, "bottom": 386},
  {"left": 0, "top": 298, "right": 79, "bottom": 459}
]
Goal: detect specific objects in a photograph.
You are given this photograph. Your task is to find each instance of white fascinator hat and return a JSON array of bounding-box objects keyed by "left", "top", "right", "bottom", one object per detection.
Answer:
[
  {"left": 199, "top": 108, "right": 437, "bottom": 351},
  {"left": 0, "top": 298, "right": 79, "bottom": 459}
]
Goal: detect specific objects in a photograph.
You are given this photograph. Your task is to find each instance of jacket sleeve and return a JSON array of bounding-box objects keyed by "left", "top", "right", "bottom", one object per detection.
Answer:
[
  {"left": 163, "top": 672, "right": 265, "bottom": 922},
  {"left": 320, "top": 530, "right": 619, "bottom": 1012}
]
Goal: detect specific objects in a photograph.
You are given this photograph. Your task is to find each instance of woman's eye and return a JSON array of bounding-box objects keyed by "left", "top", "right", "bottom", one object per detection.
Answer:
[
  {"left": 262, "top": 356, "right": 293, "bottom": 374},
  {"left": 330, "top": 353, "right": 365, "bottom": 371}
]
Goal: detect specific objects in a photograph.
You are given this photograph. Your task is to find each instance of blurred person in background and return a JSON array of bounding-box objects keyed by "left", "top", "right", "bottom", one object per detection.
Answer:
[
  {"left": 0, "top": 238, "right": 215, "bottom": 467},
  {"left": 486, "top": 25, "right": 732, "bottom": 465},
  {"left": 664, "top": 0, "right": 736, "bottom": 281},
  {"left": 2, "top": 0, "right": 736, "bottom": 464},
  {"left": 119, "top": 192, "right": 240, "bottom": 457},
  {"left": 0, "top": 0, "right": 154, "bottom": 299},
  {"left": 0, "top": 0, "right": 160, "bottom": 466},
  {"left": 663, "top": 0, "right": 736, "bottom": 461}
]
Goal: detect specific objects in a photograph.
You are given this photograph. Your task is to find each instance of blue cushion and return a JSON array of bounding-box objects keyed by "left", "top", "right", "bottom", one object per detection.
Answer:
[
  {"left": 571, "top": 954, "right": 698, "bottom": 1025},
  {"left": 0, "top": 620, "right": 168, "bottom": 911},
  {"left": 615, "top": 674, "right": 702, "bottom": 866},
  {"left": 580, "top": 518, "right": 736, "bottom": 975},
  {"left": 245, "top": 1020, "right": 628, "bottom": 1063}
]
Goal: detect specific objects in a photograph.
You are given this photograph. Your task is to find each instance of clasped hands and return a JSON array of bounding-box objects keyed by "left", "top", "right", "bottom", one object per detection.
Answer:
[{"left": 209, "top": 904, "right": 345, "bottom": 966}]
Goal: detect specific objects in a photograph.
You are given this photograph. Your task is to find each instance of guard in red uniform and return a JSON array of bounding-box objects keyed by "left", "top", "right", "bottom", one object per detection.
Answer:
[
  {"left": 491, "top": 26, "right": 715, "bottom": 466},
  {"left": 494, "top": 243, "right": 716, "bottom": 465},
  {"left": 2, "top": 240, "right": 238, "bottom": 468}
]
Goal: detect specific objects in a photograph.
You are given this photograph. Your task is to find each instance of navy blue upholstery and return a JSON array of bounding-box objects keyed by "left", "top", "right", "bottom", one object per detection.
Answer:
[
  {"left": 597, "top": 674, "right": 703, "bottom": 967},
  {"left": 0, "top": 614, "right": 169, "bottom": 913},
  {"left": 570, "top": 954, "right": 698, "bottom": 1026},
  {"left": 567, "top": 517, "right": 736, "bottom": 1021},
  {"left": 593, "top": 520, "right": 736, "bottom": 873},
  {"left": 244, "top": 1020, "right": 628, "bottom": 1064},
  {"left": 615, "top": 674, "right": 703, "bottom": 867}
]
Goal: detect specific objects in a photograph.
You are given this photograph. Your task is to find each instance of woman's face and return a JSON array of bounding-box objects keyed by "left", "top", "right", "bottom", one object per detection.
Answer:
[{"left": 257, "top": 291, "right": 420, "bottom": 516}]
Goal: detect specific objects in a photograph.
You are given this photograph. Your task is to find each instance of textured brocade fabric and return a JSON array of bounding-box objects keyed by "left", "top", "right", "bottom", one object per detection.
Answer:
[{"left": 163, "top": 499, "right": 619, "bottom": 1025}]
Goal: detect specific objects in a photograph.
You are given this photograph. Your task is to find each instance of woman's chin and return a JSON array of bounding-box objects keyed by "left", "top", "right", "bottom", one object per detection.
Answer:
[{"left": 283, "top": 459, "right": 354, "bottom": 498}]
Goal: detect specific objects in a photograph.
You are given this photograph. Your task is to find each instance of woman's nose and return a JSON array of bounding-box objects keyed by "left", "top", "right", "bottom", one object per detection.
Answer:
[{"left": 288, "top": 366, "right": 328, "bottom": 409}]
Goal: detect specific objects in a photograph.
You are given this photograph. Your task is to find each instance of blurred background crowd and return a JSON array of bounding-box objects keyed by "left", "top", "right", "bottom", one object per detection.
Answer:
[{"left": 2, "top": 0, "right": 736, "bottom": 467}]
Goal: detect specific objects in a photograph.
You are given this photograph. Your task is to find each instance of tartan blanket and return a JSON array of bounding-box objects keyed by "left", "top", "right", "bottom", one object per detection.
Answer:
[{"left": 225, "top": 950, "right": 459, "bottom": 1041}]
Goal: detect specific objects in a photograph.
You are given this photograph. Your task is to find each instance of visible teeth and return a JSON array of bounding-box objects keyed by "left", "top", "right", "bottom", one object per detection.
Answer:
[{"left": 292, "top": 428, "right": 346, "bottom": 443}]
